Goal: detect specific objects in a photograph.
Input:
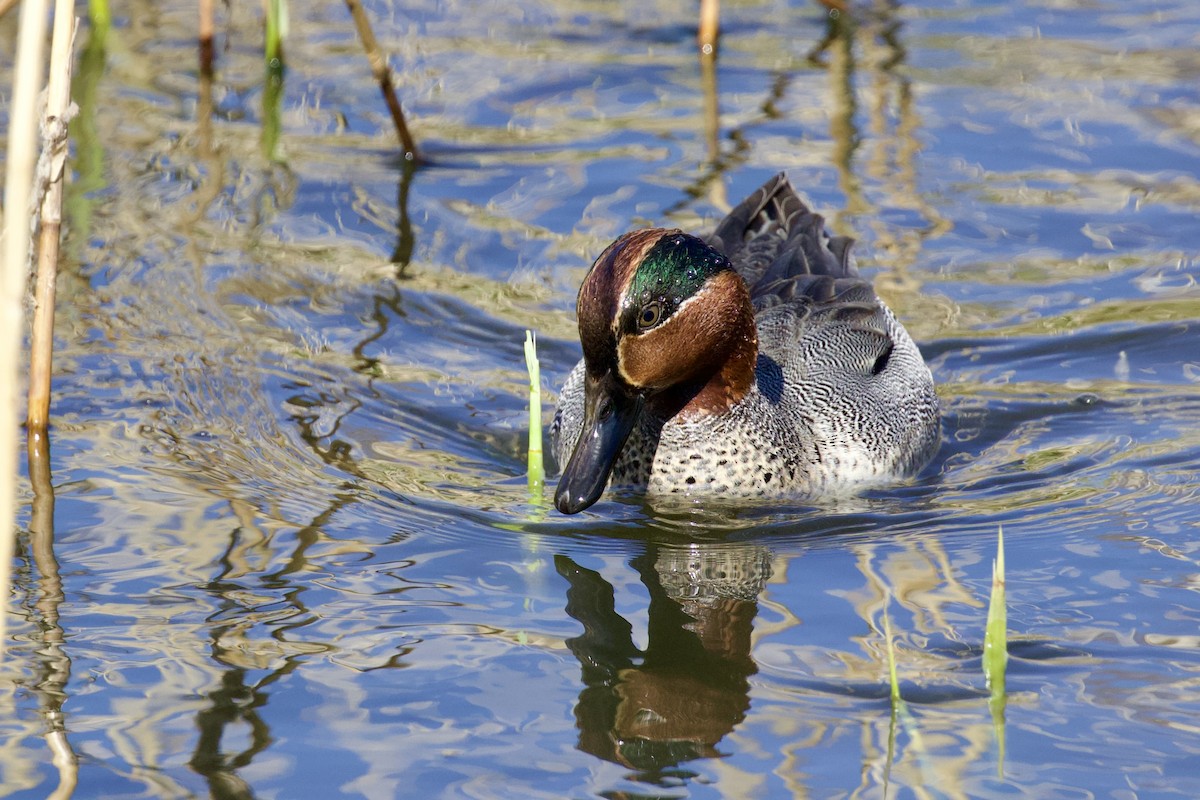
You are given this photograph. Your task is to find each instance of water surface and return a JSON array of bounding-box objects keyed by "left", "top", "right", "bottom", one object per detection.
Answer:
[{"left": 2, "top": 0, "right": 1199, "bottom": 797}]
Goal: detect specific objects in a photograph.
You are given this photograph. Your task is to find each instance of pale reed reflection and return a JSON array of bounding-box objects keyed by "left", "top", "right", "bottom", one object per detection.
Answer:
[
  {"left": 27, "top": 431, "right": 78, "bottom": 800},
  {"left": 812, "top": 1, "right": 952, "bottom": 322},
  {"left": 557, "top": 541, "right": 772, "bottom": 774}
]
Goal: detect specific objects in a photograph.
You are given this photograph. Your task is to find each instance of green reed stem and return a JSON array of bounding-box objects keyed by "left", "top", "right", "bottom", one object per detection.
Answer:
[
  {"left": 265, "top": 0, "right": 287, "bottom": 65},
  {"left": 984, "top": 525, "right": 1008, "bottom": 777},
  {"left": 524, "top": 331, "right": 544, "bottom": 499},
  {"left": 88, "top": 0, "right": 110, "bottom": 35},
  {"left": 882, "top": 604, "right": 931, "bottom": 788},
  {"left": 262, "top": 0, "right": 287, "bottom": 161},
  {"left": 884, "top": 608, "right": 901, "bottom": 705}
]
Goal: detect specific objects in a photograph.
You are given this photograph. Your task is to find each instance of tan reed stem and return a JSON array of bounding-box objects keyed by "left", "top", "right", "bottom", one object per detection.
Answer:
[
  {"left": 2, "top": 0, "right": 52, "bottom": 659},
  {"left": 344, "top": 0, "right": 420, "bottom": 161},
  {"left": 698, "top": 0, "right": 719, "bottom": 56},
  {"left": 199, "top": 0, "right": 215, "bottom": 76},
  {"left": 28, "top": 7, "right": 79, "bottom": 435}
]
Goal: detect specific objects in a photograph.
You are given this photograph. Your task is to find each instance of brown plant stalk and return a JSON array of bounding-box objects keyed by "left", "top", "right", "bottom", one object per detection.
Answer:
[
  {"left": 344, "top": 0, "right": 420, "bottom": 161},
  {"left": 28, "top": 8, "right": 79, "bottom": 435}
]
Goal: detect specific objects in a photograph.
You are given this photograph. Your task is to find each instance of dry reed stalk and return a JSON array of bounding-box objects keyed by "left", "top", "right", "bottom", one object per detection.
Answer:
[
  {"left": 28, "top": 6, "right": 79, "bottom": 435},
  {"left": 199, "top": 0, "right": 215, "bottom": 76},
  {"left": 1, "top": 0, "right": 52, "bottom": 661},
  {"left": 344, "top": 0, "right": 420, "bottom": 161},
  {"left": 698, "top": 0, "right": 719, "bottom": 56}
]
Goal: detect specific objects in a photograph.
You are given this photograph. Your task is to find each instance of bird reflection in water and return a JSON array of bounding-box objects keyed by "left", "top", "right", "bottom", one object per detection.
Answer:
[{"left": 556, "top": 543, "right": 771, "bottom": 773}]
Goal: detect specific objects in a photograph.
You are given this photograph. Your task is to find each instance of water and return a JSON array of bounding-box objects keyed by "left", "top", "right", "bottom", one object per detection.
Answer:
[{"left": 2, "top": 0, "right": 1199, "bottom": 796}]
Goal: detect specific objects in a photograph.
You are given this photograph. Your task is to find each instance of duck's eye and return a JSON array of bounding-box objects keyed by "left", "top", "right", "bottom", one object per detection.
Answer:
[{"left": 638, "top": 301, "right": 663, "bottom": 330}]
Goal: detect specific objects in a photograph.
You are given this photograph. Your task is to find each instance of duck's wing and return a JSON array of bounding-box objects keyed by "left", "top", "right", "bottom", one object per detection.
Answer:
[
  {"left": 706, "top": 172, "right": 859, "bottom": 294},
  {"left": 709, "top": 174, "right": 894, "bottom": 372}
]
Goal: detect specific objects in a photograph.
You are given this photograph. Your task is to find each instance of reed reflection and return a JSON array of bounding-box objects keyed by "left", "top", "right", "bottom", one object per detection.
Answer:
[
  {"left": 392, "top": 158, "right": 417, "bottom": 270},
  {"left": 27, "top": 431, "right": 78, "bottom": 800},
  {"left": 811, "top": 0, "right": 950, "bottom": 266},
  {"left": 556, "top": 543, "right": 771, "bottom": 773},
  {"left": 188, "top": 501, "right": 340, "bottom": 800},
  {"left": 188, "top": 666, "right": 271, "bottom": 800}
]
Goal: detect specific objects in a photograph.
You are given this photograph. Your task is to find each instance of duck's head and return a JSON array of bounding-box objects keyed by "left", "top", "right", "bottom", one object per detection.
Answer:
[{"left": 554, "top": 228, "right": 759, "bottom": 514}]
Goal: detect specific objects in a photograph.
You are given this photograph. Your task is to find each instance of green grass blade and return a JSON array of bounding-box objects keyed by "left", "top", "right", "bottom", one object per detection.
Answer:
[
  {"left": 524, "top": 331, "right": 544, "bottom": 500},
  {"left": 262, "top": 0, "right": 288, "bottom": 162},
  {"left": 883, "top": 608, "right": 900, "bottom": 794},
  {"left": 984, "top": 526, "right": 1008, "bottom": 680},
  {"left": 882, "top": 605, "right": 931, "bottom": 789},
  {"left": 89, "top": 0, "right": 111, "bottom": 34},
  {"left": 265, "top": 0, "right": 288, "bottom": 65},
  {"left": 983, "top": 525, "right": 1008, "bottom": 777},
  {"left": 884, "top": 607, "right": 900, "bottom": 705}
]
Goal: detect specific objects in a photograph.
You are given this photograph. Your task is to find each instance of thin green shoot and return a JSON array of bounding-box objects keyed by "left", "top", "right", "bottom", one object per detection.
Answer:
[
  {"left": 884, "top": 607, "right": 901, "bottom": 705},
  {"left": 883, "top": 607, "right": 900, "bottom": 795},
  {"left": 524, "top": 331, "right": 544, "bottom": 499},
  {"left": 261, "top": 0, "right": 288, "bottom": 161},
  {"left": 983, "top": 525, "right": 1008, "bottom": 778},
  {"left": 89, "top": 0, "right": 111, "bottom": 35},
  {"left": 882, "top": 604, "right": 932, "bottom": 790},
  {"left": 265, "top": 0, "right": 288, "bottom": 67}
]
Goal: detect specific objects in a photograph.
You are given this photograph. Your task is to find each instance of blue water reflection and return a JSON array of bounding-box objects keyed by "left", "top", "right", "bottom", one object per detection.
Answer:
[{"left": 4, "top": 0, "right": 1200, "bottom": 797}]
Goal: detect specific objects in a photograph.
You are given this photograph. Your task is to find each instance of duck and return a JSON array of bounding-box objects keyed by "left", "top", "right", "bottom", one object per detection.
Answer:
[{"left": 550, "top": 173, "right": 939, "bottom": 515}]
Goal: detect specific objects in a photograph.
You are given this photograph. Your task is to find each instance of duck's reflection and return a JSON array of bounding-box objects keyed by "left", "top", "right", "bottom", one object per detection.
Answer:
[{"left": 556, "top": 543, "right": 771, "bottom": 771}]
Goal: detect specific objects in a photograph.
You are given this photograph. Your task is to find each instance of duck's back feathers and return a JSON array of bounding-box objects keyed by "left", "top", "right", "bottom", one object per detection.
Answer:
[
  {"left": 706, "top": 174, "right": 892, "bottom": 359},
  {"left": 706, "top": 172, "right": 857, "bottom": 294}
]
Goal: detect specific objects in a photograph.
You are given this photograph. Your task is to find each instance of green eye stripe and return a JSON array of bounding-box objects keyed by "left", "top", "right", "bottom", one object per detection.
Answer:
[{"left": 622, "top": 233, "right": 730, "bottom": 334}]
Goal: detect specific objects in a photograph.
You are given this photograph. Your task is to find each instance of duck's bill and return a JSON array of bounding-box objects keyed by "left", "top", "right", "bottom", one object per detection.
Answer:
[{"left": 554, "top": 373, "right": 643, "bottom": 514}]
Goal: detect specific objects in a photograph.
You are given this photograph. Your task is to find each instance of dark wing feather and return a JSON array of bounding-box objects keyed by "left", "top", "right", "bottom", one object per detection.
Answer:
[
  {"left": 708, "top": 173, "right": 895, "bottom": 372},
  {"left": 706, "top": 172, "right": 860, "bottom": 295}
]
